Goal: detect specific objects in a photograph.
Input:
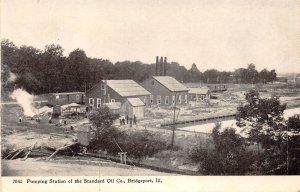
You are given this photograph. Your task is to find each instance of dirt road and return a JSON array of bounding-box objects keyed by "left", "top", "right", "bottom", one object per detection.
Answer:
[{"left": 2, "top": 160, "right": 177, "bottom": 176}]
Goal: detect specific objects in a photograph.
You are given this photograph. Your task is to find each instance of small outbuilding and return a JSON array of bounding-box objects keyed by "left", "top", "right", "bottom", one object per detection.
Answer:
[
  {"left": 122, "top": 98, "right": 145, "bottom": 119},
  {"left": 189, "top": 87, "right": 211, "bottom": 102}
]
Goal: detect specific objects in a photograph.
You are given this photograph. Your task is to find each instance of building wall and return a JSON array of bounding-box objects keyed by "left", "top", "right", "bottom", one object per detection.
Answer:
[
  {"left": 141, "top": 77, "right": 189, "bottom": 106},
  {"left": 122, "top": 101, "right": 145, "bottom": 119},
  {"left": 86, "top": 82, "right": 150, "bottom": 110},
  {"left": 48, "top": 93, "right": 85, "bottom": 106},
  {"left": 189, "top": 93, "right": 210, "bottom": 102},
  {"left": 206, "top": 84, "right": 228, "bottom": 92}
]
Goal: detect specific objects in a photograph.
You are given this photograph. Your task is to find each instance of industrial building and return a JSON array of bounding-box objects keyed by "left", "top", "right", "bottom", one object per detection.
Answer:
[
  {"left": 86, "top": 80, "right": 151, "bottom": 112},
  {"left": 141, "top": 56, "right": 189, "bottom": 106}
]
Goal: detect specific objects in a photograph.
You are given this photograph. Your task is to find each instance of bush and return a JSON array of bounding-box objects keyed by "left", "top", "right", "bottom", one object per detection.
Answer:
[
  {"left": 123, "top": 130, "right": 168, "bottom": 159},
  {"left": 189, "top": 124, "right": 255, "bottom": 175},
  {"left": 87, "top": 127, "right": 167, "bottom": 159}
]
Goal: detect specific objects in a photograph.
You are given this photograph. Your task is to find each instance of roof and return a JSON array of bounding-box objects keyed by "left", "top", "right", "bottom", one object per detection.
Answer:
[
  {"left": 61, "top": 103, "right": 81, "bottom": 110},
  {"left": 50, "top": 92, "right": 84, "bottom": 96},
  {"left": 189, "top": 87, "right": 210, "bottom": 95},
  {"left": 127, "top": 98, "right": 145, "bottom": 107},
  {"left": 103, "top": 80, "right": 150, "bottom": 97},
  {"left": 104, "top": 102, "right": 122, "bottom": 110},
  {"left": 152, "top": 76, "right": 189, "bottom": 92}
]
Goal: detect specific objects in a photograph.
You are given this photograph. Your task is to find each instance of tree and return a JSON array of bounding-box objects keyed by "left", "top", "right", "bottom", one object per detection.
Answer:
[
  {"left": 40, "top": 44, "right": 66, "bottom": 92},
  {"left": 186, "top": 63, "right": 202, "bottom": 82},
  {"left": 87, "top": 107, "right": 122, "bottom": 153},
  {"left": 190, "top": 123, "right": 254, "bottom": 175},
  {"left": 236, "top": 90, "right": 300, "bottom": 174},
  {"left": 259, "top": 69, "right": 269, "bottom": 84},
  {"left": 236, "top": 90, "right": 286, "bottom": 148},
  {"left": 1, "top": 39, "right": 18, "bottom": 97},
  {"left": 66, "top": 49, "right": 89, "bottom": 91},
  {"left": 286, "top": 115, "right": 300, "bottom": 174}
]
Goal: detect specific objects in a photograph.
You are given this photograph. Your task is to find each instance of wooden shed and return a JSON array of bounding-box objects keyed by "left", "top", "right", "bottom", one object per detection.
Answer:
[
  {"left": 122, "top": 98, "right": 145, "bottom": 119},
  {"left": 189, "top": 87, "right": 211, "bottom": 102}
]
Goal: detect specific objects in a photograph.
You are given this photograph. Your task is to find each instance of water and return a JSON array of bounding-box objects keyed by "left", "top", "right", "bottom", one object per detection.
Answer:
[{"left": 177, "top": 107, "right": 300, "bottom": 134}]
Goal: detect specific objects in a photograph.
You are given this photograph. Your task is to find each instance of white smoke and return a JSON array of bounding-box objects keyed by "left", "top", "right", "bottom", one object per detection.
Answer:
[
  {"left": 8, "top": 72, "right": 17, "bottom": 82},
  {"left": 10, "top": 88, "right": 38, "bottom": 117}
]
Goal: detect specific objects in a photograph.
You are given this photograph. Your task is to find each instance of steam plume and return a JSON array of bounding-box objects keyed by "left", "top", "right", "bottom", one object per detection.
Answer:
[
  {"left": 10, "top": 88, "right": 37, "bottom": 117},
  {"left": 8, "top": 72, "right": 17, "bottom": 82}
]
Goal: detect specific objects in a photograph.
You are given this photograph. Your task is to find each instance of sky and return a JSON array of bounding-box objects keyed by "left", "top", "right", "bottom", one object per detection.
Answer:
[{"left": 1, "top": 0, "right": 299, "bottom": 73}]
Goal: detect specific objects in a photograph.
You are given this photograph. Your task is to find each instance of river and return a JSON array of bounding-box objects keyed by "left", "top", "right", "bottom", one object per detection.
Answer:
[{"left": 177, "top": 107, "right": 300, "bottom": 134}]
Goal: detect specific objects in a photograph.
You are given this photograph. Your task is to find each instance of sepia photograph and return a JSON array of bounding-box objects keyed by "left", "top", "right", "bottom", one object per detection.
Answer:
[{"left": 1, "top": 0, "right": 300, "bottom": 191}]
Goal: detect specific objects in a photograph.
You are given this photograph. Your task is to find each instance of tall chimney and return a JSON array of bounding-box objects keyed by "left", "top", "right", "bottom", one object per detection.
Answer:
[
  {"left": 160, "top": 57, "right": 164, "bottom": 76},
  {"left": 164, "top": 57, "right": 167, "bottom": 76},
  {"left": 155, "top": 56, "right": 159, "bottom": 76}
]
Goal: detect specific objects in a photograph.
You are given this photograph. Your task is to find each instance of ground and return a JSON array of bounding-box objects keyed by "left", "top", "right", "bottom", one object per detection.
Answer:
[
  {"left": 1, "top": 83, "right": 300, "bottom": 176},
  {"left": 2, "top": 158, "right": 176, "bottom": 176}
]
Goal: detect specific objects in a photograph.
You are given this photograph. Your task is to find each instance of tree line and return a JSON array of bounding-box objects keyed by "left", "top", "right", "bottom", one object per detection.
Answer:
[{"left": 1, "top": 39, "right": 277, "bottom": 96}]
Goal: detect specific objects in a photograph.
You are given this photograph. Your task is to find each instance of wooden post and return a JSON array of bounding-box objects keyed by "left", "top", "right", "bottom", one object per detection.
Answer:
[
  {"left": 123, "top": 152, "right": 127, "bottom": 165},
  {"left": 118, "top": 152, "right": 123, "bottom": 164}
]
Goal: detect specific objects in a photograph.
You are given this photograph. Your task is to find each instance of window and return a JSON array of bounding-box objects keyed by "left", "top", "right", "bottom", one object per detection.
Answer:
[
  {"left": 97, "top": 98, "right": 101, "bottom": 108},
  {"left": 157, "top": 95, "right": 161, "bottom": 104},
  {"left": 89, "top": 98, "right": 94, "bottom": 106},
  {"left": 150, "top": 95, "right": 153, "bottom": 104},
  {"left": 201, "top": 95, "right": 204, "bottom": 101},
  {"left": 172, "top": 96, "right": 175, "bottom": 104},
  {"left": 165, "top": 96, "right": 169, "bottom": 105},
  {"left": 111, "top": 99, "right": 115, "bottom": 103},
  {"left": 101, "top": 84, "right": 106, "bottom": 95},
  {"left": 178, "top": 95, "right": 182, "bottom": 104},
  {"left": 185, "top": 94, "right": 188, "bottom": 103},
  {"left": 76, "top": 94, "right": 79, "bottom": 101},
  {"left": 55, "top": 95, "right": 59, "bottom": 99}
]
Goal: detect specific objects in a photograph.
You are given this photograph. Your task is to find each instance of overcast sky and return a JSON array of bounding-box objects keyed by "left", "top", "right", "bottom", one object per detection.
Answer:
[{"left": 1, "top": 0, "right": 299, "bottom": 73}]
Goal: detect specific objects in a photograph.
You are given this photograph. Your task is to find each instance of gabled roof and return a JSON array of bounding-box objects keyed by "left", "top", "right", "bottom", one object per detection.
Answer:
[
  {"left": 152, "top": 76, "right": 189, "bottom": 92},
  {"left": 103, "top": 80, "right": 150, "bottom": 97},
  {"left": 189, "top": 87, "right": 210, "bottom": 95},
  {"left": 127, "top": 98, "right": 145, "bottom": 106}
]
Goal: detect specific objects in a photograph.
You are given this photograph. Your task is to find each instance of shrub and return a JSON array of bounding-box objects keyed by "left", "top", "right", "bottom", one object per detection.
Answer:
[
  {"left": 189, "top": 124, "right": 255, "bottom": 175},
  {"left": 123, "top": 130, "right": 168, "bottom": 159}
]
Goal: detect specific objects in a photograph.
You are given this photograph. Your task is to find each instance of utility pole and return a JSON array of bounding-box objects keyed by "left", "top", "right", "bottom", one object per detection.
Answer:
[{"left": 171, "top": 93, "right": 177, "bottom": 148}]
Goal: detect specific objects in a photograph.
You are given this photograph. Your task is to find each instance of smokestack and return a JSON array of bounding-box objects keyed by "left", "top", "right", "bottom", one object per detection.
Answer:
[
  {"left": 160, "top": 57, "right": 164, "bottom": 76},
  {"left": 156, "top": 56, "right": 159, "bottom": 76},
  {"left": 164, "top": 57, "right": 167, "bottom": 76}
]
